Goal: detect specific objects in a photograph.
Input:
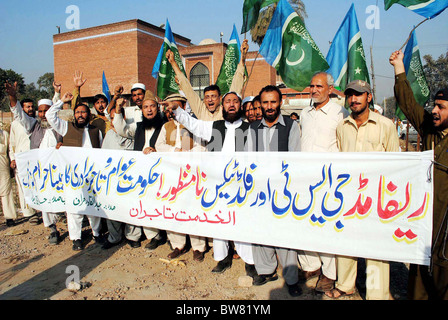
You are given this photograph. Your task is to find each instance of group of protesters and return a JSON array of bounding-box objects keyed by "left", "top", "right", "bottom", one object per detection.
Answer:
[{"left": 1, "top": 39, "right": 447, "bottom": 300}]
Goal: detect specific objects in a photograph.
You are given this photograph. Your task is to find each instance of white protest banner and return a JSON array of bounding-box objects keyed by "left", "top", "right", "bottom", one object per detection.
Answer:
[{"left": 15, "top": 147, "right": 433, "bottom": 265}]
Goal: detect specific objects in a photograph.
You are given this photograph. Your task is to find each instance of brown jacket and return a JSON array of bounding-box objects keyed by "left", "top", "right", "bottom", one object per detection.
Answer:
[{"left": 394, "top": 72, "right": 448, "bottom": 268}]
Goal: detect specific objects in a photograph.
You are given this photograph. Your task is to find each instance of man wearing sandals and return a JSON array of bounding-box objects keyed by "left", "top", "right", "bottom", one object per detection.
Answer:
[
  {"left": 327, "top": 80, "right": 399, "bottom": 300},
  {"left": 298, "top": 72, "right": 348, "bottom": 293}
]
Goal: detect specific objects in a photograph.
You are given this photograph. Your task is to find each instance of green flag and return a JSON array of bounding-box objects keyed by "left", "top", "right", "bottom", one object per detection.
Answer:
[
  {"left": 151, "top": 20, "right": 186, "bottom": 100},
  {"left": 216, "top": 25, "right": 242, "bottom": 95},
  {"left": 384, "top": 0, "right": 448, "bottom": 18},
  {"left": 326, "top": 4, "right": 370, "bottom": 92},
  {"left": 241, "top": 0, "right": 280, "bottom": 34},
  {"left": 396, "top": 30, "right": 430, "bottom": 120},
  {"left": 259, "top": 0, "right": 329, "bottom": 92},
  {"left": 241, "top": 0, "right": 263, "bottom": 34}
]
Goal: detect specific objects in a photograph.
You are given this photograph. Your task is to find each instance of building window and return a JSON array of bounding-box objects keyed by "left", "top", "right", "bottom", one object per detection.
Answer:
[{"left": 190, "top": 62, "right": 210, "bottom": 99}]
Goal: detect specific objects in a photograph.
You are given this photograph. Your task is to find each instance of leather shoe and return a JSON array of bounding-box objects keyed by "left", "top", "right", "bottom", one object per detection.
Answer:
[
  {"left": 245, "top": 263, "right": 258, "bottom": 278},
  {"left": 72, "top": 239, "right": 83, "bottom": 251},
  {"left": 144, "top": 237, "right": 166, "bottom": 251},
  {"left": 287, "top": 282, "right": 302, "bottom": 297},
  {"left": 102, "top": 240, "right": 120, "bottom": 250},
  {"left": 193, "top": 250, "right": 205, "bottom": 262},
  {"left": 211, "top": 256, "right": 232, "bottom": 273},
  {"left": 167, "top": 247, "right": 187, "bottom": 260},
  {"left": 127, "top": 239, "right": 141, "bottom": 248},
  {"left": 253, "top": 272, "right": 278, "bottom": 286}
]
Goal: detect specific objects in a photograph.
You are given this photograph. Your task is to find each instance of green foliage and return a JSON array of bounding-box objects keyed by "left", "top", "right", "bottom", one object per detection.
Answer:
[
  {"left": 250, "top": 0, "right": 307, "bottom": 46},
  {"left": 0, "top": 68, "right": 54, "bottom": 112},
  {"left": 423, "top": 51, "right": 448, "bottom": 103}
]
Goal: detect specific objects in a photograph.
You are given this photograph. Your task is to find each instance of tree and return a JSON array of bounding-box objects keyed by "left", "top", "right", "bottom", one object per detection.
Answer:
[
  {"left": 250, "top": 0, "right": 308, "bottom": 46},
  {"left": 423, "top": 51, "right": 448, "bottom": 103},
  {"left": 0, "top": 68, "right": 25, "bottom": 112},
  {"left": 37, "top": 72, "right": 55, "bottom": 97}
]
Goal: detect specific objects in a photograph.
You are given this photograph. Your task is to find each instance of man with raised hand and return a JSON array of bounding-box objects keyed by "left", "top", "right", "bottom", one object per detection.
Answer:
[
  {"left": 6, "top": 81, "right": 64, "bottom": 242},
  {"left": 9, "top": 97, "right": 38, "bottom": 226},
  {"left": 46, "top": 92, "right": 103, "bottom": 251},
  {"left": 166, "top": 39, "right": 249, "bottom": 121},
  {"left": 390, "top": 50, "right": 448, "bottom": 300},
  {"left": 166, "top": 90, "right": 257, "bottom": 278}
]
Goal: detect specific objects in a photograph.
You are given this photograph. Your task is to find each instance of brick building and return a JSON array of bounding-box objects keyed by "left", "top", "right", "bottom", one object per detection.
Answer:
[{"left": 53, "top": 19, "right": 343, "bottom": 117}]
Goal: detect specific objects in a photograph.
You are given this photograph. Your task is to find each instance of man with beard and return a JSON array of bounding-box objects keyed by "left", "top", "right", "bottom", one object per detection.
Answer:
[
  {"left": 165, "top": 91, "right": 257, "bottom": 278},
  {"left": 46, "top": 92, "right": 103, "bottom": 251},
  {"left": 166, "top": 39, "right": 249, "bottom": 121},
  {"left": 70, "top": 71, "right": 107, "bottom": 136},
  {"left": 113, "top": 90, "right": 167, "bottom": 250},
  {"left": 390, "top": 50, "right": 448, "bottom": 300},
  {"left": 297, "top": 72, "right": 348, "bottom": 294},
  {"left": 245, "top": 85, "right": 302, "bottom": 297},
  {"left": 325, "top": 80, "right": 398, "bottom": 300},
  {"left": 9, "top": 97, "right": 38, "bottom": 225},
  {"left": 6, "top": 81, "right": 63, "bottom": 242},
  {"left": 155, "top": 93, "right": 207, "bottom": 261}
]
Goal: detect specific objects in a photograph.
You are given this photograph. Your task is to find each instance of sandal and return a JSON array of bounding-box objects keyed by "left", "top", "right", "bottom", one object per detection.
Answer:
[{"left": 324, "top": 287, "right": 355, "bottom": 299}]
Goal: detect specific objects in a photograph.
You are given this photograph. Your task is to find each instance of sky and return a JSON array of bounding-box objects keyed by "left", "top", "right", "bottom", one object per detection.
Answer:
[{"left": 1, "top": 0, "right": 447, "bottom": 102}]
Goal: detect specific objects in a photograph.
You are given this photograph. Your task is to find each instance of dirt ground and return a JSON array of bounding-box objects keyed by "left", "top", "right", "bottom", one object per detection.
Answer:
[
  {"left": 0, "top": 208, "right": 409, "bottom": 302},
  {"left": 0, "top": 139, "right": 417, "bottom": 303}
]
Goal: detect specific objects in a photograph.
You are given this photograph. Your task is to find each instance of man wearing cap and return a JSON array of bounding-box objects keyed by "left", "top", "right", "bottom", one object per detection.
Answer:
[
  {"left": 242, "top": 96, "right": 256, "bottom": 123},
  {"left": 70, "top": 71, "right": 107, "bottom": 137},
  {"left": 46, "top": 92, "right": 104, "bottom": 250},
  {"left": 245, "top": 85, "right": 302, "bottom": 297},
  {"left": 5, "top": 81, "right": 64, "bottom": 242},
  {"left": 297, "top": 72, "right": 349, "bottom": 294},
  {"left": 155, "top": 93, "right": 207, "bottom": 261},
  {"left": 390, "top": 50, "right": 448, "bottom": 300},
  {"left": 325, "top": 79, "right": 399, "bottom": 300},
  {"left": 9, "top": 97, "right": 38, "bottom": 225},
  {"left": 114, "top": 89, "right": 167, "bottom": 250},
  {"left": 166, "top": 39, "right": 249, "bottom": 122},
  {"left": 165, "top": 90, "right": 257, "bottom": 277}
]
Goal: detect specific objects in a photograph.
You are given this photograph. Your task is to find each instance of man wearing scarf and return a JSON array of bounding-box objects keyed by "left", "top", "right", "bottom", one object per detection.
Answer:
[{"left": 113, "top": 90, "right": 167, "bottom": 250}]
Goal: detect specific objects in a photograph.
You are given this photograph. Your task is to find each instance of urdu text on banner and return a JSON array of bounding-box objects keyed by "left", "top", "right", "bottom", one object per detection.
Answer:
[{"left": 15, "top": 147, "right": 433, "bottom": 265}]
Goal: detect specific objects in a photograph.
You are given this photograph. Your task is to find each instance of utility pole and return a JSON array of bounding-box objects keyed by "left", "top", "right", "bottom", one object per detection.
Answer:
[{"left": 370, "top": 46, "right": 376, "bottom": 103}]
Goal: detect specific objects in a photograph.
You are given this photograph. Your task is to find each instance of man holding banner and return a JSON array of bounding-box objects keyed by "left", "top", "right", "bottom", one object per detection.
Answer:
[
  {"left": 5, "top": 81, "right": 64, "bottom": 244},
  {"left": 327, "top": 80, "right": 399, "bottom": 300},
  {"left": 391, "top": 50, "right": 448, "bottom": 300},
  {"left": 246, "top": 85, "right": 302, "bottom": 297},
  {"left": 113, "top": 89, "right": 168, "bottom": 251},
  {"left": 298, "top": 72, "right": 348, "bottom": 293},
  {"left": 46, "top": 92, "right": 104, "bottom": 251},
  {"left": 166, "top": 90, "right": 257, "bottom": 277},
  {"left": 155, "top": 93, "right": 208, "bottom": 261}
]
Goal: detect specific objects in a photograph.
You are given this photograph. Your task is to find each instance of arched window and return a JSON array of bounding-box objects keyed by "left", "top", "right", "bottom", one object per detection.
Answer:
[{"left": 190, "top": 62, "right": 210, "bottom": 99}]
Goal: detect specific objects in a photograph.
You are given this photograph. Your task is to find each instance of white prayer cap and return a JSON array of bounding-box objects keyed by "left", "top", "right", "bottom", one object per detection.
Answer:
[
  {"left": 222, "top": 91, "right": 242, "bottom": 102},
  {"left": 131, "top": 83, "right": 146, "bottom": 92},
  {"left": 242, "top": 96, "right": 254, "bottom": 106},
  {"left": 38, "top": 99, "right": 53, "bottom": 107},
  {"left": 373, "top": 104, "right": 383, "bottom": 115}
]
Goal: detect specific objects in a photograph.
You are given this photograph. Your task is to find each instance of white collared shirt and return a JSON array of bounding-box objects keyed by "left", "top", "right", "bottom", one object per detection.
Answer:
[{"left": 300, "top": 100, "right": 349, "bottom": 152}]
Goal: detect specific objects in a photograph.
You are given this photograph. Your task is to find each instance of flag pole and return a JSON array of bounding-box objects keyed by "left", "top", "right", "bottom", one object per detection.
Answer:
[
  {"left": 242, "top": 50, "right": 260, "bottom": 97},
  {"left": 399, "top": 17, "right": 429, "bottom": 50}
]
